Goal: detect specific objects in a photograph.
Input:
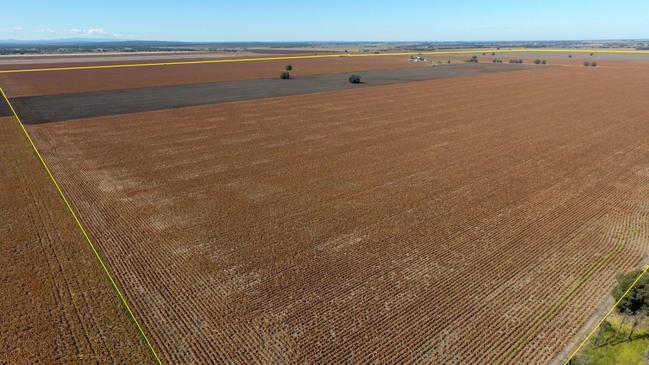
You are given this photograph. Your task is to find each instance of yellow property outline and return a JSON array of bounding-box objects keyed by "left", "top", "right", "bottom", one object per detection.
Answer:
[
  {"left": 1, "top": 48, "right": 649, "bottom": 74},
  {"left": 563, "top": 264, "right": 649, "bottom": 364},
  {"left": 3, "top": 46, "right": 649, "bottom": 363},
  {"left": 0, "top": 87, "right": 163, "bottom": 365}
]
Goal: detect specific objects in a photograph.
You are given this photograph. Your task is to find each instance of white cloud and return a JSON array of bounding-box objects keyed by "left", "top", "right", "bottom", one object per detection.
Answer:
[
  {"left": 87, "top": 28, "right": 106, "bottom": 35},
  {"left": 1, "top": 26, "right": 121, "bottom": 39},
  {"left": 65, "top": 28, "right": 110, "bottom": 36}
]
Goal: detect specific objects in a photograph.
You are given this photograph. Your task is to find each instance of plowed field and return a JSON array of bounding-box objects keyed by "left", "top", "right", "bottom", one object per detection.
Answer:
[
  {"left": 20, "top": 63, "right": 649, "bottom": 363},
  {"left": 0, "top": 116, "right": 152, "bottom": 364},
  {"left": 0, "top": 55, "right": 429, "bottom": 97}
]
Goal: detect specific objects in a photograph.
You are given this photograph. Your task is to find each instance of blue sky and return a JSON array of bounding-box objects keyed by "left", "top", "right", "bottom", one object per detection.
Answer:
[{"left": 2, "top": 0, "right": 649, "bottom": 42}]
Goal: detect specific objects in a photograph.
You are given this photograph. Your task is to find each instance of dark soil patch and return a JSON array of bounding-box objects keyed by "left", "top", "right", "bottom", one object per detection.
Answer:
[{"left": 13, "top": 63, "right": 532, "bottom": 124}]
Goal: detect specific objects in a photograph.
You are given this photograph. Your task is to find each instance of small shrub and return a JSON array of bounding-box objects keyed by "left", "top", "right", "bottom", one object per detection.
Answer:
[
  {"left": 569, "top": 54, "right": 573, "bottom": 58},
  {"left": 348, "top": 74, "right": 361, "bottom": 84},
  {"left": 492, "top": 52, "right": 496, "bottom": 56},
  {"left": 285, "top": 65, "right": 293, "bottom": 71},
  {"left": 492, "top": 59, "right": 502, "bottom": 63},
  {"left": 584, "top": 61, "right": 590, "bottom": 67},
  {"left": 534, "top": 59, "right": 542, "bottom": 64},
  {"left": 447, "top": 60, "right": 451, "bottom": 64},
  {"left": 466, "top": 55, "right": 479, "bottom": 63},
  {"left": 591, "top": 61, "right": 598, "bottom": 67},
  {"left": 509, "top": 59, "right": 523, "bottom": 64},
  {"left": 280, "top": 71, "right": 290, "bottom": 79},
  {"left": 541, "top": 60, "right": 546, "bottom": 64}
]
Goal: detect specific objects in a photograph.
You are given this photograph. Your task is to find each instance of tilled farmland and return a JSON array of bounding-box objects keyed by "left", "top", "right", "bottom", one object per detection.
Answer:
[
  {"left": 6, "top": 61, "right": 647, "bottom": 364},
  {"left": 12, "top": 63, "right": 530, "bottom": 124},
  {"left": 0, "top": 115, "right": 152, "bottom": 364},
  {"left": 0, "top": 55, "right": 430, "bottom": 97}
]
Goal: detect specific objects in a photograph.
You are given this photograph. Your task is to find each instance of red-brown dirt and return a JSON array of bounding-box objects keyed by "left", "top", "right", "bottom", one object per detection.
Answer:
[
  {"left": 23, "top": 63, "right": 649, "bottom": 363},
  {"left": 0, "top": 116, "right": 152, "bottom": 364},
  {"left": 0, "top": 55, "right": 429, "bottom": 97},
  {"left": 0, "top": 51, "right": 274, "bottom": 66},
  {"left": 3, "top": 51, "right": 649, "bottom": 99}
]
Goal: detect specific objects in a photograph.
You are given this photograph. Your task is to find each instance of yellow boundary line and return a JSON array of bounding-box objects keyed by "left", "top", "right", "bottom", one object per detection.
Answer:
[
  {"left": 3, "top": 45, "right": 649, "bottom": 362},
  {"left": 498, "top": 243, "right": 625, "bottom": 363},
  {"left": 0, "top": 87, "right": 162, "bottom": 365},
  {"left": 2, "top": 48, "right": 649, "bottom": 74},
  {"left": 563, "top": 264, "right": 649, "bottom": 364}
]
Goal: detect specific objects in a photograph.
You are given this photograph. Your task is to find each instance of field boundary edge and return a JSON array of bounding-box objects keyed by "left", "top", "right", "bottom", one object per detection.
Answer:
[
  {"left": 0, "top": 86, "right": 163, "bottom": 365},
  {"left": 563, "top": 264, "right": 649, "bottom": 364},
  {"left": 1, "top": 48, "right": 649, "bottom": 74}
]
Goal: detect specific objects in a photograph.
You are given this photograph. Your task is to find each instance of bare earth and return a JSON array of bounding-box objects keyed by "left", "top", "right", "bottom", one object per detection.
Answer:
[
  {"left": 20, "top": 62, "right": 649, "bottom": 363},
  {"left": 0, "top": 51, "right": 267, "bottom": 66},
  {"left": 0, "top": 116, "right": 152, "bottom": 364},
  {"left": 0, "top": 55, "right": 430, "bottom": 97},
  {"left": 12, "top": 64, "right": 531, "bottom": 124}
]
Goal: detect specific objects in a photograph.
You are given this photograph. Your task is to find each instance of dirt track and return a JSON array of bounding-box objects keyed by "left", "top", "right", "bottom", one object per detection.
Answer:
[
  {"left": 12, "top": 63, "right": 532, "bottom": 124},
  {"left": 25, "top": 63, "right": 649, "bottom": 363},
  {"left": 0, "top": 116, "right": 152, "bottom": 364}
]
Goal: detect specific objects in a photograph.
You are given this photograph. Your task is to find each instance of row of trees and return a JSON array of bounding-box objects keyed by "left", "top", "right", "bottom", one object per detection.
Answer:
[{"left": 469, "top": 57, "right": 546, "bottom": 65}]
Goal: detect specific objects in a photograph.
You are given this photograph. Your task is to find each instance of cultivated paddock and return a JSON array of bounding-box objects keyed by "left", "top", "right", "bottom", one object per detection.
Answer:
[
  {"left": 0, "top": 55, "right": 430, "bottom": 97},
  {"left": 13, "top": 63, "right": 531, "bottom": 124},
  {"left": 0, "top": 115, "right": 151, "bottom": 363},
  {"left": 3, "top": 54, "right": 649, "bottom": 364}
]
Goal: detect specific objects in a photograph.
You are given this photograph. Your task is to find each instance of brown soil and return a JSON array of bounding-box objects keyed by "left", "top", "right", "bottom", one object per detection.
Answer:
[
  {"left": 13, "top": 63, "right": 531, "bottom": 124},
  {"left": 0, "top": 55, "right": 430, "bottom": 97},
  {"left": 0, "top": 116, "right": 153, "bottom": 364},
  {"left": 0, "top": 51, "right": 268, "bottom": 66},
  {"left": 25, "top": 63, "right": 649, "bottom": 363},
  {"left": 3, "top": 51, "right": 649, "bottom": 98}
]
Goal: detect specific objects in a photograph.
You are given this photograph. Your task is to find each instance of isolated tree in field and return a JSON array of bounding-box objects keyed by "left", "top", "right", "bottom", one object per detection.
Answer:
[
  {"left": 280, "top": 71, "right": 290, "bottom": 79},
  {"left": 612, "top": 269, "right": 649, "bottom": 340},
  {"left": 534, "top": 59, "right": 542, "bottom": 64},
  {"left": 591, "top": 62, "right": 598, "bottom": 67},
  {"left": 348, "top": 74, "right": 361, "bottom": 84},
  {"left": 285, "top": 65, "right": 293, "bottom": 71}
]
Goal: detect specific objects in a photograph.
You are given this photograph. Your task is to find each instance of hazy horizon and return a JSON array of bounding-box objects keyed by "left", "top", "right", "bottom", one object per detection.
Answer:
[
  {"left": 1, "top": 39, "right": 647, "bottom": 46},
  {"left": 3, "top": 0, "right": 649, "bottom": 42}
]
